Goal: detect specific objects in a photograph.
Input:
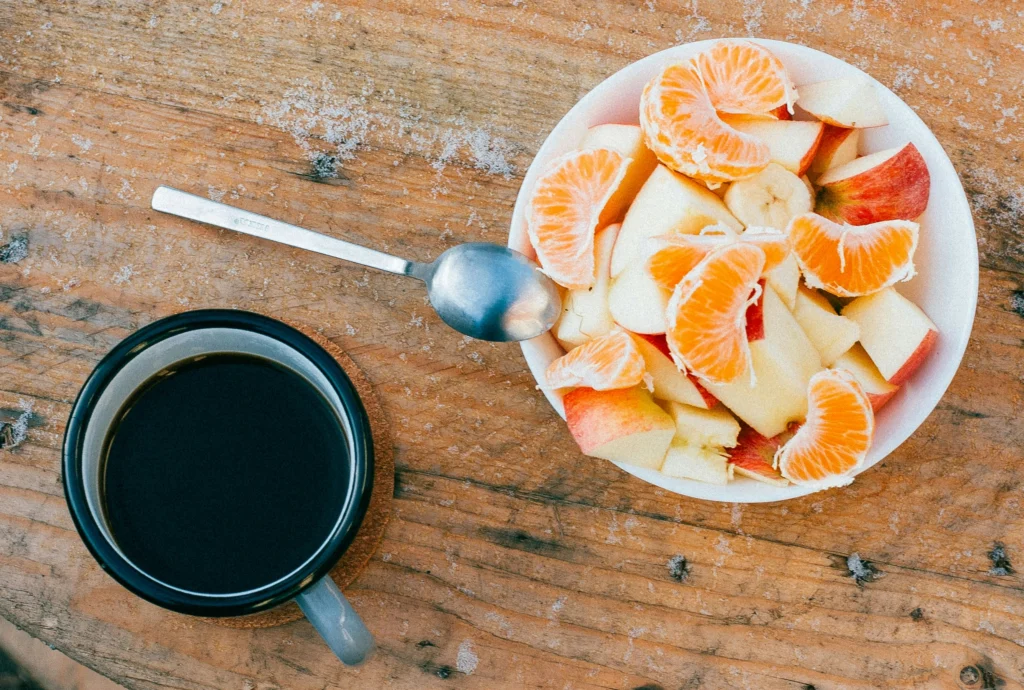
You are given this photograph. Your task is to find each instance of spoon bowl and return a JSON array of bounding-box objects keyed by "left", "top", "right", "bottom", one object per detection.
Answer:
[{"left": 420, "top": 243, "right": 560, "bottom": 342}]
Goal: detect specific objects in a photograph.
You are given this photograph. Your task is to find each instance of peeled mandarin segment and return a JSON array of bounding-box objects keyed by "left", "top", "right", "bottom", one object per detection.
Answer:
[
  {"left": 640, "top": 61, "right": 770, "bottom": 183},
  {"left": 545, "top": 329, "right": 646, "bottom": 391},
  {"left": 527, "top": 148, "right": 631, "bottom": 290},
  {"left": 740, "top": 228, "right": 791, "bottom": 273},
  {"left": 665, "top": 242, "right": 766, "bottom": 385},
  {"left": 696, "top": 40, "right": 796, "bottom": 116},
  {"left": 646, "top": 230, "right": 788, "bottom": 291},
  {"left": 776, "top": 369, "right": 874, "bottom": 487},
  {"left": 787, "top": 212, "right": 919, "bottom": 297},
  {"left": 644, "top": 234, "right": 728, "bottom": 290}
]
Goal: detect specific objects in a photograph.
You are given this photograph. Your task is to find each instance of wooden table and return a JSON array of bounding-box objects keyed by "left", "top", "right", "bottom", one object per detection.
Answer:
[{"left": 1, "top": 1, "right": 1022, "bottom": 688}]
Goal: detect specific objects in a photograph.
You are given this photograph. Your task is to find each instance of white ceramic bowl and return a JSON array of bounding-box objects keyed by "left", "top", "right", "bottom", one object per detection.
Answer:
[{"left": 508, "top": 38, "right": 978, "bottom": 503}]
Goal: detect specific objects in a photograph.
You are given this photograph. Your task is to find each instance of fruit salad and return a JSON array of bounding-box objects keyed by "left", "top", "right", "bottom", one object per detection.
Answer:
[{"left": 527, "top": 40, "right": 939, "bottom": 492}]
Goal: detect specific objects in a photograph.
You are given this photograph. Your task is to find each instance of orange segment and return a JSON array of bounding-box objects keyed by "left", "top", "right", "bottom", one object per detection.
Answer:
[
  {"left": 640, "top": 61, "right": 770, "bottom": 184},
  {"left": 696, "top": 40, "right": 796, "bottom": 116},
  {"left": 775, "top": 369, "right": 874, "bottom": 488},
  {"left": 740, "top": 227, "right": 791, "bottom": 273},
  {"left": 787, "top": 212, "right": 919, "bottom": 297},
  {"left": 646, "top": 229, "right": 790, "bottom": 290},
  {"left": 546, "top": 330, "right": 645, "bottom": 390},
  {"left": 665, "top": 242, "right": 766, "bottom": 385},
  {"left": 528, "top": 148, "right": 631, "bottom": 289},
  {"left": 644, "top": 234, "right": 726, "bottom": 290}
]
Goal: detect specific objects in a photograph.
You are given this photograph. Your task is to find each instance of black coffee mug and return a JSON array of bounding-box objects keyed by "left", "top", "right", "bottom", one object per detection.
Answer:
[{"left": 63, "top": 310, "right": 376, "bottom": 665}]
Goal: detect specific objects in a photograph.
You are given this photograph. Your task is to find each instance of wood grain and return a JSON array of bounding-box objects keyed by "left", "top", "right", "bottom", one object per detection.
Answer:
[{"left": 1, "top": 1, "right": 1023, "bottom": 688}]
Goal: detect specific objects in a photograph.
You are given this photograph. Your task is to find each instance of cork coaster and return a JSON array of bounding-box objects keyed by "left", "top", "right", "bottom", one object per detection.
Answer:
[{"left": 206, "top": 326, "right": 393, "bottom": 629}]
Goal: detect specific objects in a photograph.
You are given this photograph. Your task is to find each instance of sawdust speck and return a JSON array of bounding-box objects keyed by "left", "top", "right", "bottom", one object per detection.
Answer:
[
  {"left": 456, "top": 639, "right": 478, "bottom": 674},
  {"left": 111, "top": 265, "right": 134, "bottom": 285}
]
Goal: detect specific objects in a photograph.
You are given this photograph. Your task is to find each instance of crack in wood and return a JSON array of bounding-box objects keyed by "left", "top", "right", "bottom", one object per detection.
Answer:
[
  {"left": 1, "top": 102, "right": 43, "bottom": 116},
  {"left": 476, "top": 526, "right": 570, "bottom": 559}
]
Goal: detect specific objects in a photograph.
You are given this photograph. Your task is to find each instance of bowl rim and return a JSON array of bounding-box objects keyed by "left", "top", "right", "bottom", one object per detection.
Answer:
[{"left": 508, "top": 37, "right": 978, "bottom": 503}]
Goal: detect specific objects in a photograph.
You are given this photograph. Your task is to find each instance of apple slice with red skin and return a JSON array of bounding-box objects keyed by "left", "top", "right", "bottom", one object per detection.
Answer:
[
  {"left": 888, "top": 329, "right": 937, "bottom": 386},
  {"left": 833, "top": 344, "right": 899, "bottom": 411},
  {"left": 809, "top": 125, "right": 859, "bottom": 177},
  {"left": 727, "top": 424, "right": 791, "bottom": 486},
  {"left": 564, "top": 386, "right": 676, "bottom": 468},
  {"left": 841, "top": 288, "right": 938, "bottom": 386},
  {"left": 634, "top": 333, "right": 717, "bottom": 408},
  {"left": 722, "top": 117, "right": 824, "bottom": 176},
  {"left": 815, "top": 143, "right": 930, "bottom": 225}
]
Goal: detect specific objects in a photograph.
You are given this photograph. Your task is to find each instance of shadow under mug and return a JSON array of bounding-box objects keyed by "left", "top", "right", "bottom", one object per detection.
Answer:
[{"left": 62, "top": 310, "right": 376, "bottom": 665}]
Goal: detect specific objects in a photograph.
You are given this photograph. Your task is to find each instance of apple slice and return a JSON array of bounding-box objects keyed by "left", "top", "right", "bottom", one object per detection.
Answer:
[
  {"left": 611, "top": 165, "right": 742, "bottom": 277},
  {"left": 661, "top": 441, "right": 733, "bottom": 485},
  {"left": 792, "top": 285, "right": 861, "bottom": 366},
  {"left": 701, "top": 284, "right": 823, "bottom": 438},
  {"left": 563, "top": 386, "right": 675, "bottom": 468},
  {"left": 726, "top": 425, "right": 790, "bottom": 486},
  {"left": 841, "top": 288, "right": 938, "bottom": 385},
  {"left": 722, "top": 117, "right": 824, "bottom": 176},
  {"left": 581, "top": 124, "right": 659, "bottom": 226},
  {"left": 796, "top": 76, "right": 888, "bottom": 128},
  {"left": 833, "top": 344, "right": 899, "bottom": 411},
  {"left": 608, "top": 262, "right": 670, "bottom": 334},
  {"left": 666, "top": 402, "right": 741, "bottom": 448},
  {"left": 555, "top": 224, "right": 620, "bottom": 350},
  {"left": 815, "top": 143, "right": 930, "bottom": 225},
  {"left": 767, "top": 252, "right": 800, "bottom": 310},
  {"left": 632, "top": 334, "right": 713, "bottom": 409},
  {"left": 809, "top": 125, "right": 860, "bottom": 177}
]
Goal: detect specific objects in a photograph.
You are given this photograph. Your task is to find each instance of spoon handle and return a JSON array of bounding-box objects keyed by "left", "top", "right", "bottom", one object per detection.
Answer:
[{"left": 151, "top": 186, "right": 419, "bottom": 278}]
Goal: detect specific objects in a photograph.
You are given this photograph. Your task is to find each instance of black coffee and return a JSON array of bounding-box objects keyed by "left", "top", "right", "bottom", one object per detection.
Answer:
[{"left": 101, "top": 353, "right": 349, "bottom": 594}]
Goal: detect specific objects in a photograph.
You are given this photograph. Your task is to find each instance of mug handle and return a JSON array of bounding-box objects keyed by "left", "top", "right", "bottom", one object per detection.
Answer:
[{"left": 296, "top": 576, "right": 375, "bottom": 665}]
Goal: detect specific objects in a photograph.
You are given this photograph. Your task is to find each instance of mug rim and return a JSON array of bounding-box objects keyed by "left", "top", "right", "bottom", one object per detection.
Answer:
[{"left": 62, "top": 309, "right": 375, "bottom": 617}]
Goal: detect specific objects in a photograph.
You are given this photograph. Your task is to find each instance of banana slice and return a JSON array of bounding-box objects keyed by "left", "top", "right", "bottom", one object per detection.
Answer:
[{"left": 723, "top": 163, "right": 812, "bottom": 230}]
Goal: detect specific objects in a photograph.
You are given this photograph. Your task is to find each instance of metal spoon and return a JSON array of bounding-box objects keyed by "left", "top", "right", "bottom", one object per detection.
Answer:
[{"left": 151, "top": 186, "right": 560, "bottom": 342}]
